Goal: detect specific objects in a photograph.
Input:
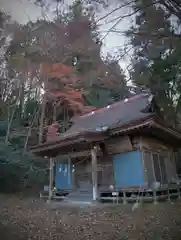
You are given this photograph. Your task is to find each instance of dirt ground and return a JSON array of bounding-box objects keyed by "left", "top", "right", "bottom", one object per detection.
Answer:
[{"left": 0, "top": 195, "right": 181, "bottom": 240}]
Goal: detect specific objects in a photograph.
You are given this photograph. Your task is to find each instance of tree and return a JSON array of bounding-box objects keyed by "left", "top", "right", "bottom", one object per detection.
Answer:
[
  {"left": 0, "top": 120, "right": 47, "bottom": 193},
  {"left": 159, "top": 0, "right": 181, "bottom": 21},
  {"left": 4, "top": 0, "right": 131, "bottom": 144},
  {"left": 8, "top": 1, "right": 103, "bottom": 143},
  {"left": 0, "top": 10, "right": 48, "bottom": 194},
  {"left": 127, "top": 0, "right": 181, "bottom": 127}
]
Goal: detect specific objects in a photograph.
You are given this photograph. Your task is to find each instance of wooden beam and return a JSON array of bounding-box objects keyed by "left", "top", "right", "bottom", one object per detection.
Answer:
[
  {"left": 140, "top": 137, "right": 148, "bottom": 187},
  {"left": 68, "top": 150, "right": 91, "bottom": 158},
  {"left": 67, "top": 157, "right": 71, "bottom": 185},
  {"left": 91, "top": 146, "right": 98, "bottom": 201}
]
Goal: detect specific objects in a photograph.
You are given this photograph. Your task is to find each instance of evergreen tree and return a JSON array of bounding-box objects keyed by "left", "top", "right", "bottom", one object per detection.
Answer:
[{"left": 128, "top": 0, "right": 181, "bottom": 127}]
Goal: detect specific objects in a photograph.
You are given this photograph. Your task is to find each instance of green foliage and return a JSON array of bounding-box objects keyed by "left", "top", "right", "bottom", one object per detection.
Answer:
[
  {"left": 24, "top": 99, "right": 40, "bottom": 118},
  {"left": 129, "top": 0, "right": 181, "bottom": 127},
  {"left": 84, "top": 86, "right": 113, "bottom": 108},
  {"left": 0, "top": 120, "right": 47, "bottom": 193},
  {"left": 0, "top": 3, "right": 131, "bottom": 195}
]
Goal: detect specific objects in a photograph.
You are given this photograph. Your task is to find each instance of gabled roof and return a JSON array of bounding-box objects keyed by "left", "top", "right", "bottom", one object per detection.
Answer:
[
  {"left": 30, "top": 93, "right": 153, "bottom": 150},
  {"left": 68, "top": 93, "right": 154, "bottom": 134},
  {"left": 30, "top": 93, "right": 181, "bottom": 156}
]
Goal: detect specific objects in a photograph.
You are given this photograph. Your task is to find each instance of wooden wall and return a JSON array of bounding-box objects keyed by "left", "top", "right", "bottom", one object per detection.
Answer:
[
  {"left": 105, "top": 135, "right": 178, "bottom": 187},
  {"left": 140, "top": 136, "right": 171, "bottom": 152},
  {"left": 72, "top": 135, "right": 144, "bottom": 192},
  {"left": 72, "top": 154, "right": 115, "bottom": 192},
  {"left": 59, "top": 135, "right": 178, "bottom": 192},
  {"left": 72, "top": 135, "right": 147, "bottom": 191},
  {"left": 165, "top": 152, "right": 178, "bottom": 181},
  {"left": 140, "top": 136, "right": 178, "bottom": 185},
  {"left": 106, "top": 136, "right": 134, "bottom": 155}
]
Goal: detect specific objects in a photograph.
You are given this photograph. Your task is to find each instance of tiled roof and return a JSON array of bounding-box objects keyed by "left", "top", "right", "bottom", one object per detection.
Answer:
[
  {"left": 66, "top": 93, "right": 154, "bottom": 135},
  {"left": 30, "top": 93, "right": 181, "bottom": 155}
]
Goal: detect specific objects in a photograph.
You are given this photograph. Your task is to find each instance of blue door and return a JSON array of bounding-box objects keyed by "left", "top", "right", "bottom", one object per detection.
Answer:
[
  {"left": 55, "top": 163, "right": 73, "bottom": 190},
  {"left": 113, "top": 151, "right": 144, "bottom": 189}
]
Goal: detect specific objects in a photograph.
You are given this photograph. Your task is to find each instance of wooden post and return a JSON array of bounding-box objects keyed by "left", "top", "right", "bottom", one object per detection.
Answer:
[
  {"left": 123, "top": 191, "right": 127, "bottom": 204},
  {"left": 153, "top": 189, "right": 158, "bottom": 204},
  {"left": 91, "top": 146, "right": 98, "bottom": 201},
  {"left": 68, "top": 157, "right": 71, "bottom": 185},
  {"left": 53, "top": 101, "right": 57, "bottom": 122},
  {"left": 48, "top": 158, "right": 54, "bottom": 201},
  {"left": 140, "top": 137, "right": 147, "bottom": 188},
  {"left": 52, "top": 159, "right": 54, "bottom": 194},
  {"left": 177, "top": 181, "right": 181, "bottom": 200},
  {"left": 167, "top": 187, "right": 171, "bottom": 203}
]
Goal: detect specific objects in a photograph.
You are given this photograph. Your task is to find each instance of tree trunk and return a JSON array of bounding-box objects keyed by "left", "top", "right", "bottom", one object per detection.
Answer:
[
  {"left": 38, "top": 93, "right": 46, "bottom": 144},
  {"left": 5, "top": 89, "right": 21, "bottom": 143},
  {"left": 39, "top": 71, "right": 48, "bottom": 143}
]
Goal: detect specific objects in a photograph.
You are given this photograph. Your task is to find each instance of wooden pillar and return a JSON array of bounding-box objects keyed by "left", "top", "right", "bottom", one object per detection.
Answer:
[
  {"left": 123, "top": 191, "right": 127, "bottom": 204},
  {"left": 48, "top": 158, "right": 54, "bottom": 201},
  {"left": 91, "top": 146, "right": 98, "bottom": 201},
  {"left": 68, "top": 157, "right": 71, "bottom": 185},
  {"left": 53, "top": 101, "right": 57, "bottom": 122},
  {"left": 140, "top": 137, "right": 147, "bottom": 187}
]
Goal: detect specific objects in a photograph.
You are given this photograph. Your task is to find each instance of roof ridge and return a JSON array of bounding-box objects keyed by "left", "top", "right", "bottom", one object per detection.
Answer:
[{"left": 74, "top": 93, "right": 149, "bottom": 120}]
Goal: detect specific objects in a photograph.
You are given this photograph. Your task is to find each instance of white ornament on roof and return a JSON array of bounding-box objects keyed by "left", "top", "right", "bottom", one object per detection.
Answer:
[
  {"left": 95, "top": 125, "right": 108, "bottom": 132},
  {"left": 102, "top": 125, "right": 108, "bottom": 131},
  {"left": 148, "top": 94, "right": 154, "bottom": 103}
]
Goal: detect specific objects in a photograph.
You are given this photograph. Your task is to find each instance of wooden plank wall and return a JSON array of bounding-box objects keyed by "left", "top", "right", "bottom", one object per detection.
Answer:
[
  {"left": 143, "top": 151, "right": 155, "bottom": 187},
  {"left": 73, "top": 154, "right": 115, "bottom": 191},
  {"left": 140, "top": 137, "right": 170, "bottom": 152},
  {"left": 141, "top": 136, "right": 178, "bottom": 184},
  {"left": 165, "top": 152, "right": 178, "bottom": 181},
  {"left": 106, "top": 136, "right": 134, "bottom": 155}
]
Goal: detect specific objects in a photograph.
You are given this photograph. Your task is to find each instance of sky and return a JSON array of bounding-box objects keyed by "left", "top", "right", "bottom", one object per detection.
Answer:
[{"left": 0, "top": 0, "right": 132, "bottom": 70}]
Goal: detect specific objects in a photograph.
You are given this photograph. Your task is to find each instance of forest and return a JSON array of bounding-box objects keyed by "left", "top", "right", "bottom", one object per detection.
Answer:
[{"left": 0, "top": 0, "right": 181, "bottom": 193}]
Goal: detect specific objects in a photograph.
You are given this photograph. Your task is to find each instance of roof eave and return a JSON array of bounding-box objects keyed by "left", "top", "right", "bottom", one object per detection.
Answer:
[
  {"left": 110, "top": 118, "right": 181, "bottom": 141},
  {"left": 151, "top": 121, "right": 181, "bottom": 140},
  {"left": 109, "top": 119, "right": 153, "bottom": 136},
  {"left": 109, "top": 115, "right": 156, "bottom": 136},
  {"left": 30, "top": 131, "right": 108, "bottom": 156}
]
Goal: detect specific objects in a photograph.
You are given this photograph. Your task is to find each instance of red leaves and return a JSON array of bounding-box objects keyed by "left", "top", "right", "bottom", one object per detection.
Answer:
[
  {"left": 46, "top": 89, "right": 94, "bottom": 114},
  {"left": 41, "top": 63, "right": 73, "bottom": 78},
  {"left": 46, "top": 124, "right": 60, "bottom": 142}
]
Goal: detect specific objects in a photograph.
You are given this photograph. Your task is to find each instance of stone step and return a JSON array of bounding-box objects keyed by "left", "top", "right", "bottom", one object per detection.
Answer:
[
  {"left": 68, "top": 190, "right": 93, "bottom": 201},
  {"left": 69, "top": 190, "right": 93, "bottom": 194},
  {"left": 68, "top": 193, "right": 93, "bottom": 198}
]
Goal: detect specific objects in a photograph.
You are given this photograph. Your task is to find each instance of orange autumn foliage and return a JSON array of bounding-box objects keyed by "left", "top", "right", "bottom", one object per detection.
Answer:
[
  {"left": 41, "top": 63, "right": 73, "bottom": 78},
  {"left": 40, "top": 62, "right": 95, "bottom": 115}
]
